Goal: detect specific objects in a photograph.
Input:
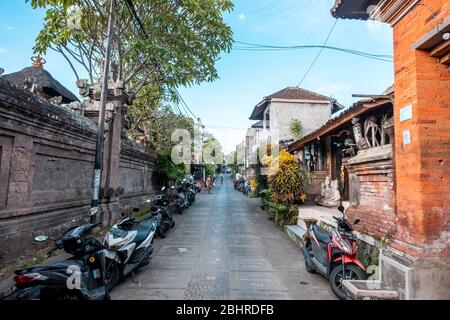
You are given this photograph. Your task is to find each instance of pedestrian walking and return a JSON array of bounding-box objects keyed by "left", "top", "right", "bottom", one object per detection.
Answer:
[
  {"left": 220, "top": 174, "right": 224, "bottom": 185},
  {"left": 206, "top": 175, "right": 212, "bottom": 194}
]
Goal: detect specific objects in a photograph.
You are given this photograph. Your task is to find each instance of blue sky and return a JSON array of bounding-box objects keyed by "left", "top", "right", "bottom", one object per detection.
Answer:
[{"left": 0, "top": 0, "right": 394, "bottom": 153}]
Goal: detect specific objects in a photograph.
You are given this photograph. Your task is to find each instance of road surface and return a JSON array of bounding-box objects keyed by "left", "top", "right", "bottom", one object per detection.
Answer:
[{"left": 112, "top": 177, "right": 335, "bottom": 300}]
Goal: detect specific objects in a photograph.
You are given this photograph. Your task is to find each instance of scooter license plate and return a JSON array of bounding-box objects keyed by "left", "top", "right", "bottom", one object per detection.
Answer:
[{"left": 92, "top": 269, "right": 101, "bottom": 279}]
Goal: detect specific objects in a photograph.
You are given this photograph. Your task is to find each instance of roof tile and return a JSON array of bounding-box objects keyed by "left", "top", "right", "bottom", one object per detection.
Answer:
[{"left": 264, "top": 87, "right": 331, "bottom": 102}]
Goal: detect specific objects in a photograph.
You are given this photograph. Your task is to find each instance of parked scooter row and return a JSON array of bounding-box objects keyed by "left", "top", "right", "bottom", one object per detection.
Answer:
[
  {"left": 234, "top": 176, "right": 251, "bottom": 196},
  {"left": 4, "top": 178, "right": 198, "bottom": 300}
]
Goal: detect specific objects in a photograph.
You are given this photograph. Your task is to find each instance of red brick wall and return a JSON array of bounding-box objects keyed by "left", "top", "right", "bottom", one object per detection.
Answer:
[
  {"left": 393, "top": 0, "right": 450, "bottom": 257},
  {"left": 346, "top": 158, "right": 397, "bottom": 240}
]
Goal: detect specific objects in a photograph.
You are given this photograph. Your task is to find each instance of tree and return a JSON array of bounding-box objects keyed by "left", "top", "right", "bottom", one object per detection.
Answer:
[
  {"left": 27, "top": 0, "right": 234, "bottom": 106},
  {"left": 289, "top": 119, "right": 304, "bottom": 140},
  {"left": 155, "top": 150, "right": 187, "bottom": 186},
  {"left": 126, "top": 105, "right": 194, "bottom": 151}
]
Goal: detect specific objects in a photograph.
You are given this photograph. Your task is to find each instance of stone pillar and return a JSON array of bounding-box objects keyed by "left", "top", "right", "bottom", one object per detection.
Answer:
[
  {"left": 77, "top": 74, "right": 131, "bottom": 225},
  {"left": 101, "top": 101, "right": 123, "bottom": 225}
]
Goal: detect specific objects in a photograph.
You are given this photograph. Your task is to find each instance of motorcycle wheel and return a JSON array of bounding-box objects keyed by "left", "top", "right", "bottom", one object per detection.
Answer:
[
  {"left": 157, "top": 225, "right": 166, "bottom": 238},
  {"left": 159, "top": 226, "right": 167, "bottom": 238},
  {"left": 330, "top": 264, "right": 366, "bottom": 300},
  {"left": 303, "top": 243, "right": 316, "bottom": 274},
  {"left": 104, "top": 260, "right": 120, "bottom": 291},
  {"left": 103, "top": 290, "right": 112, "bottom": 300}
]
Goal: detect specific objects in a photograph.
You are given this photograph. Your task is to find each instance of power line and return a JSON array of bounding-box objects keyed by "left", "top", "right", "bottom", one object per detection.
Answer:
[
  {"left": 232, "top": 44, "right": 393, "bottom": 61},
  {"left": 176, "top": 89, "right": 198, "bottom": 119},
  {"left": 124, "top": 0, "right": 147, "bottom": 37},
  {"left": 232, "top": 36, "right": 394, "bottom": 63},
  {"left": 297, "top": 19, "right": 339, "bottom": 88}
]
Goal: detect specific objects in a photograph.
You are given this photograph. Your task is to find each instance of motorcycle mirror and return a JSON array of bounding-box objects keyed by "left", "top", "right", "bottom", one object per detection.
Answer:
[
  {"left": 353, "top": 219, "right": 361, "bottom": 225},
  {"left": 338, "top": 205, "right": 345, "bottom": 214},
  {"left": 89, "top": 207, "right": 99, "bottom": 217},
  {"left": 34, "top": 235, "right": 49, "bottom": 242}
]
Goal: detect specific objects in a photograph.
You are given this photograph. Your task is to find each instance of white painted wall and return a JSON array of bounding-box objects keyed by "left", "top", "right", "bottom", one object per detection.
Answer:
[{"left": 269, "top": 101, "right": 332, "bottom": 142}]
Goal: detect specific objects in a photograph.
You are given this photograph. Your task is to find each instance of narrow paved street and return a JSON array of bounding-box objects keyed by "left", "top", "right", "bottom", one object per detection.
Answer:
[{"left": 112, "top": 177, "right": 335, "bottom": 300}]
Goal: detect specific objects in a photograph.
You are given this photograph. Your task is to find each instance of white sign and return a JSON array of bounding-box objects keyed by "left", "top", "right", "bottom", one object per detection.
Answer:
[
  {"left": 403, "top": 129, "right": 411, "bottom": 145},
  {"left": 400, "top": 104, "right": 413, "bottom": 122}
]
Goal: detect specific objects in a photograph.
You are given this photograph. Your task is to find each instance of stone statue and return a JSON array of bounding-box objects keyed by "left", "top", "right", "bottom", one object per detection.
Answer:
[
  {"left": 352, "top": 117, "right": 369, "bottom": 150},
  {"left": 341, "top": 137, "right": 357, "bottom": 158},
  {"left": 364, "top": 116, "right": 381, "bottom": 148},
  {"left": 315, "top": 176, "right": 341, "bottom": 207}
]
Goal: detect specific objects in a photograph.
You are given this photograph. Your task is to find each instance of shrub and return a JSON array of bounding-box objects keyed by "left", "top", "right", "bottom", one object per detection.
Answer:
[{"left": 268, "top": 150, "right": 314, "bottom": 204}]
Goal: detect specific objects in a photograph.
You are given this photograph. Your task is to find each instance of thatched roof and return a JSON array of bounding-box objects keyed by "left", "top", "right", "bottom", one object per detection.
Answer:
[{"left": 3, "top": 67, "right": 78, "bottom": 103}]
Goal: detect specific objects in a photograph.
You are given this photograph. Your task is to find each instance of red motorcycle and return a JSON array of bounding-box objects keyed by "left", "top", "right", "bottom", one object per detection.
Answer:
[{"left": 302, "top": 207, "right": 366, "bottom": 299}]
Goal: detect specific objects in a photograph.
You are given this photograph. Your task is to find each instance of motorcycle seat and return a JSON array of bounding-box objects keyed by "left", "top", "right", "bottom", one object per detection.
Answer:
[
  {"left": 132, "top": 220, "right": 155, "bottom": 245},
  {"left": 312, "top": 225, "right": 331, "bottom": 243}
]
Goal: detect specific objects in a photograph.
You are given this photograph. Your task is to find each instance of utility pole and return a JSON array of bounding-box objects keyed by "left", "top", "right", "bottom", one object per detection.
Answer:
[{"left": 91, "top": 0, "right": 116, "bottom": 216}]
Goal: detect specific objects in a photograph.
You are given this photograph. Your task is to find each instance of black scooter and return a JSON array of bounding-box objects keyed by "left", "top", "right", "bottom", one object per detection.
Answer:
[
  {"left": 6, "top": 208, "right": 109, "bottom": 300},
  {"left": 181, "top": 179, "right": 196, "bottom": 204},
  {"left": 150, "top": 187, "right": 176, "bottom": 238}
]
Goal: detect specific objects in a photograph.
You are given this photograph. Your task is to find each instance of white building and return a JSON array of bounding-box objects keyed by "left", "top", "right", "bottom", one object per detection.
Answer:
[{"left": 248, "top": 87, "right": 342, "bottom": 149}]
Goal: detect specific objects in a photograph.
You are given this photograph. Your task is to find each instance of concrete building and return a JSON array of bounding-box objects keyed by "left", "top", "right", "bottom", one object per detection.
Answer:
[{"left": 248, "top": 87, "right": 342, "bottom": 149}]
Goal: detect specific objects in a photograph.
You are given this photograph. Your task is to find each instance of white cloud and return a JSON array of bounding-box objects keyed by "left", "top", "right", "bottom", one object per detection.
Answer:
[
  {"left": 0, "top": 48, "right": 7, "bottom": 53},
  {"left": 5, "top": 25, "right": 14, "bottom": 31},
  {"left": 238, "top": 14, "right": 246, "bottom": 22}
]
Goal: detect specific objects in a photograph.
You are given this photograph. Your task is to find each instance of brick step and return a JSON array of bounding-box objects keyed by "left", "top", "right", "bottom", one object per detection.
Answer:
[{"left": 343, "top": 280, "right": 399, "bottom": 300}]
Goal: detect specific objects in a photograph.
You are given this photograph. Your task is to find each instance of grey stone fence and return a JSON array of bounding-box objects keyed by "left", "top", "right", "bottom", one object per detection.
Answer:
[{"left": 0, "top": 78, "right": 156, "bottom": 266}]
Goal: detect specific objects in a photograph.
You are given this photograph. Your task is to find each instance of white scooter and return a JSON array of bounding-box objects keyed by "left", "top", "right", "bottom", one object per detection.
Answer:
[{"left": 103, "top": 208, "right": 157, "bottom": 290}]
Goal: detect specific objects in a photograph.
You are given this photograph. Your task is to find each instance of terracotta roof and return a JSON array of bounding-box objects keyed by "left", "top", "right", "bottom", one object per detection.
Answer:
[
  {"left": 249, "top": 87, "right": 335, "bottom": 120},
  {"left": 264, "top": 87, "right": 331, "bottom": 102},
  {"left": 3, "top": 67, "right": 79, "bottom": 103}
]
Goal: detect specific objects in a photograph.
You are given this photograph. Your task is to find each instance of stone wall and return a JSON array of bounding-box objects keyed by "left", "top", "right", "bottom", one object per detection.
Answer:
[{"left": 0, "top": 79, "right": 156, "bottom": 266}]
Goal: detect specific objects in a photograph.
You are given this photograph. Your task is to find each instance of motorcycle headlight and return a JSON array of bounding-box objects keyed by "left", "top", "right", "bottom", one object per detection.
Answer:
[{"left": 337, "top": 239, "right": 352, "bottom": 255}]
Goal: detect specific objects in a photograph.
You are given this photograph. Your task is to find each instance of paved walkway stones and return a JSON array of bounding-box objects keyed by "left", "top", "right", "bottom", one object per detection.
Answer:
[{"left": 112, "top": 177, "right": 335, "bottom": 300}]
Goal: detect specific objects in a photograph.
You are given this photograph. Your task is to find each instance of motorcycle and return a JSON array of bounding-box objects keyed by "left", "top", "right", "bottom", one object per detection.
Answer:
[
  {"left": 194, "top": 182, "right": 202, "bottom": 194},
  {"left": 241, "top": 180, "right": 251, "bottom": 196},
  {"left": 302, "top": 206, "right": 366, "bottom": 299},
  {"left": 167, "top": 186, "right": 187, "bottom": 213},
  {"left": 181, "top": 178, "right": 196, "bottom": 204},
  {"left": 6, "top": 208, "right": 109, "bottom": 300},
  {"left": 151, "top": 187, "right": 176, "bottom": 236},
  {"left": 144, "top": 199, "right": 166, "bottom": 238},
  {"left": 103, "top": 207, "right": 157, "bottom": 290}
]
